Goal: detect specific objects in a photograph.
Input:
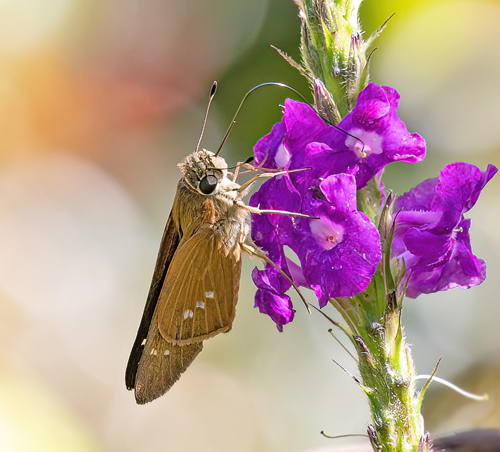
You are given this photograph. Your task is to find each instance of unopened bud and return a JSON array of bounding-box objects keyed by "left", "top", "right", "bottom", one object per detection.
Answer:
[{"left": 313, "top": 78, "right": 341, "bottom": 124}]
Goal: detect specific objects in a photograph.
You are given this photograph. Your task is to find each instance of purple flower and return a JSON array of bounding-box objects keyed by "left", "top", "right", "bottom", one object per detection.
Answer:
[
  {"left": 295, "top": 174, "right": 382, "bottom": 307},
  {"left": 251, "top": 173, "right": 381, "bottom": 326},
  {"left": 335, "top": 83, "right": 426, "bottom": 187},
  {"left": 253, "top": 101, "right": 330, "bottom": 172},
  {"left": 250, "top": 82, "right": 426, "bottom": 328},
  {"left": 253, "top": 82, "right": 426, "bottom": 189},
  {"left": 392, "top": 162, "right": 497, "bottom": 298},
  {"left": 252, "top": 266, "right": 294, "bottom": 332}
]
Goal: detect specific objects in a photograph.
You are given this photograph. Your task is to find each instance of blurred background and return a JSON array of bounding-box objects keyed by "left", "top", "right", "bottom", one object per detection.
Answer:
[{"left": 0, "top": 0, "right": 499, "bottom": 451}]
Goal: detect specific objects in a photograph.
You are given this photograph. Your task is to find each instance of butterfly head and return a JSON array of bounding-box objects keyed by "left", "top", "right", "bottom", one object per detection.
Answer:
[{"left": 178, "top": 149, "right": 228, "bottom": 196}]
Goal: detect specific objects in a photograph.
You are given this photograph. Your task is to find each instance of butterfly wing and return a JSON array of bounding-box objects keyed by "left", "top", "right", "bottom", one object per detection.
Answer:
[
  {"left": 134, "top": 307, "right": 203, "bottom": 404},
  {"left": 125, "top": 208, "right": 181, "bottom": 392},
  {"left": 157, "top": 224, "right": 242, "bottom": 345}
]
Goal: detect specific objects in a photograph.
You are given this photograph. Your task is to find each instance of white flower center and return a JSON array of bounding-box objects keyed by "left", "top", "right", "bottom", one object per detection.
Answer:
[
  {"left": 310, "top": 218, "right": 344, "bottom": 250},
  {"left": 345, "top": 128, "right": 383, "bottom": 158},
  {"left": 275, "top": 142, "right": 291, "bottom": 167}
]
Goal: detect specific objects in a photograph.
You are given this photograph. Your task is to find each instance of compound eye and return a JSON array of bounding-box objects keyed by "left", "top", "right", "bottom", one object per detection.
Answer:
[{"left": 199, "top": 174, "right": 218, "bottom": 194}]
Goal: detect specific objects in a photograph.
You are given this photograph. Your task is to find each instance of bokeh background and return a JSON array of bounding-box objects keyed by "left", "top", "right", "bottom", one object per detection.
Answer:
[{"left": 0, "top": 0, "right": 499, "bottom": 451}]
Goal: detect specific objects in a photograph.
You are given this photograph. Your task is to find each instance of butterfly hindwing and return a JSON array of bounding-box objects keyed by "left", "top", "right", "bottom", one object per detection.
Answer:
[
  {"left": 134, "top": 308, "right": 203, "bottom": 404},
  {"left": 157, "top": 225, "right": 242, "bottom": 345}
]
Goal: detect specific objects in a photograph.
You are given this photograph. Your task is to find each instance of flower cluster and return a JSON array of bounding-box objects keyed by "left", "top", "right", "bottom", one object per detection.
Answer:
[{"left": 250, "top": 82, "right": 496, "bottom": 329}]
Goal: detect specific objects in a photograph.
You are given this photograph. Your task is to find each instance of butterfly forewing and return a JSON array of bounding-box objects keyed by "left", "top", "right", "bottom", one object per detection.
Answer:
[
  {"left": 157, "top": 225, "right": 242, "bottom": 345},
  {"left": 125, "top": 209, "right": 181, "bottom": 391}
]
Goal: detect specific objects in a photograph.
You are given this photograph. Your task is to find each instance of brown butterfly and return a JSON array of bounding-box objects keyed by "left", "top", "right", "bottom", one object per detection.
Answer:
[
  {"left": 125, "top": 148, "right": 251, "bottom": 404},
  {"left": 125, "top": 82, "right": 308, "bottom": 404}
]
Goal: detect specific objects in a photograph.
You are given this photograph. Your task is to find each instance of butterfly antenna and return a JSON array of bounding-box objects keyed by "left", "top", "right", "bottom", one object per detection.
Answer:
[
  {"left": 320, "top": 432, "right": 370, "bottom": 440},
  {"left": 225, "top": 156, "right": 254, "bottom": 171},
  {"left": 196, "top": 81, "right": 218, "bottom": 152},
  {"left": 215, "top": 82, "right": 307, "bottom": 156},
  {"left": 213, "top": 81, "right": 365, "bottom": 158}
]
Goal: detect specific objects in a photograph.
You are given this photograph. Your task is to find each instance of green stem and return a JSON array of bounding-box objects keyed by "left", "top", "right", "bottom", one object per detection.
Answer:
[{"left": 330, "top": 294, "right": 429, "bottom": 452}]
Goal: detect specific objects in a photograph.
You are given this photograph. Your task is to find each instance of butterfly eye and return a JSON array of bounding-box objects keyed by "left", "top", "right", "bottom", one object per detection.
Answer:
[{"left": 199, "top": 174, "right": 218, "bottom": 194}]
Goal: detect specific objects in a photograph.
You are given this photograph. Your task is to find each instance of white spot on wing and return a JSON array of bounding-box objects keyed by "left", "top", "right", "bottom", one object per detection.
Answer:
[
  {"left": 196, "top": 301, "right": 205, "bottom": 309},
  {"left": 184, "top": 309, "right": 194, "bottom": 319},
  {"left": 164, "top": 350, "right": 170, "bottom": 356},
  {"left": 150, "top": 349, "right": 158, "bottom": 356},
  {"left": 141, "top": 339, "right": 147, "bottom": 346},
  {"left": 205, "top": 291, "right": 214, "bottom": 298}
]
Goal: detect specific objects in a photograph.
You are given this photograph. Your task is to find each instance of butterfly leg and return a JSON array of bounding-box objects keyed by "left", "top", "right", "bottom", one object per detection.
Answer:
[
  {"left": 231, "top": 161, "right": 257, "bottom": 182},
  {"left": 232, "top": 151, "right": 277, "bottom": 182},
  {"left": 235, "top": 201, "right": 317, "bottom": 219},
  {"left": 235, "top": 167, "right": 310, "bottom": 198}
]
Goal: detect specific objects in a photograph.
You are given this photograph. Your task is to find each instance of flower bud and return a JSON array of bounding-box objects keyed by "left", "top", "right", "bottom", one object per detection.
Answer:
[
  {"left": 313, "top": 78, "right": 341, "bottom": 124},
  {"left": 295, "top": 0, "right": 372, "bottom": 116}
]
